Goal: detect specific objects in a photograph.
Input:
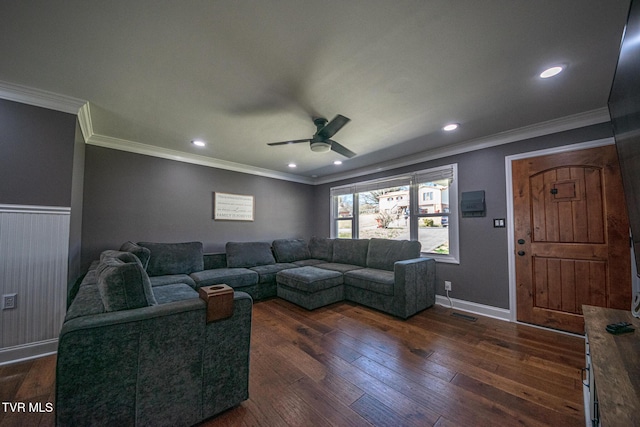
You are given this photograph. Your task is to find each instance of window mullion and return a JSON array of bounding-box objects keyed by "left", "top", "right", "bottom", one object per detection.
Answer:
[
  {"left": 353, "top": 192, "right": 359, "bottom": 238},
  {"left": 409, "top": 182, "right": 418, "bottom": 241}
]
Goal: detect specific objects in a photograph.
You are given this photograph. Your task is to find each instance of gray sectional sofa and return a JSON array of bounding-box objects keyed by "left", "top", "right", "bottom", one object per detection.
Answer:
[
  {"left": 56, "top": 246, "right": 252, "bottom": 427},
  {"left": 57, "top": 237, "right": 434, "bottom": 425},
  {"left": 272, "top": 237, "right": 435, "bottom": 319}
]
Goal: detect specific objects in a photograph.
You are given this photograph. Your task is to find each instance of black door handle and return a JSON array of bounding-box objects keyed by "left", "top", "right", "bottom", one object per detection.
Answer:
[
  {"left": 517, "top": 239, "right": 525, "bottom": 245},
  {"left": 517, "top": 250, "right": 525, "bottom": 256}
]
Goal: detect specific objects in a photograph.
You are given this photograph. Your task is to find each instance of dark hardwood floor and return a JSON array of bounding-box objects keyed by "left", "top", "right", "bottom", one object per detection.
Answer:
[{"left": 0, "top": 299, "right": 586, "bottom": 426}]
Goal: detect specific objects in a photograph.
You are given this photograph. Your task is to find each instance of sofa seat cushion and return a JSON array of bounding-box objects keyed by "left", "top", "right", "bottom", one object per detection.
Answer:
[
  {"left": 276, "top": 266, "right": 343, "bottom": 292},
  {"left": 250, "top": 263, "right": 297, "bottom": 284},
  {"left": 344, "top": 268, "right": 395, "bottom": 296},
  {"left": 190, "top": 268, "right": 258, "bottom": 289},
  {"left": 152, "top": 283, "right": 199, "bottom": 304},
  {"left": 226, "top": 241, "right": 276, "bottom": 268},
  {"left": 138, "top": 241, "right": 204, "bottom": 276},
  {"left": 315, "top": 263, "right": 365, "bottom": 274},
  {"left": 292, "top": 259, "right": 326, "bottom": 267},
  {"left": 366, "top": 238, "right": 422, "bottom": 271},
  {"left": 332, "top": 239, "right": 369, "bottom": 267},
  {"left": 149, "top": 274, "right": 197, "bottom": 289},
  {"left": 272, "top": 239, "right": 311, "bottom": 263}
]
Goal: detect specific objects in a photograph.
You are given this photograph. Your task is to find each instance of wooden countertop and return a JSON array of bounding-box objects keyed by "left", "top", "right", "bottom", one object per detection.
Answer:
[{"left": 582, "top": 305, "right": 640, "bottom": 426}]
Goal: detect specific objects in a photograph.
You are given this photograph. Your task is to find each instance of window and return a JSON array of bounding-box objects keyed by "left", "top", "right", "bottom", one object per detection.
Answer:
[
  {"left": 334, "top": 193, "right": 354, "bottom": 239},
  {"left": 330, "top": 164, "right": 458, "bottom": 263},
  {"left": 422, "top": 191, "right": 433, "bottom": 202}
]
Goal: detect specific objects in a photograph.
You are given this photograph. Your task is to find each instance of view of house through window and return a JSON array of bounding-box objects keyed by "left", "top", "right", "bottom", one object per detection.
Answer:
[
  {"left": 330, "top": 165, "right": 458, "bottom": 262},
  {"left": 417, "top": 180, "right": 450, "bottom": 254},
  {"left": 358, "top": 186, "right": 411, "bottom": 240}
]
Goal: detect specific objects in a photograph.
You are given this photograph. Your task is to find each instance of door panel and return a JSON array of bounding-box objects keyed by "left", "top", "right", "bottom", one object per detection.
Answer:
[{"left": 513, "top": 145, "right": 630, "bottom": 333}]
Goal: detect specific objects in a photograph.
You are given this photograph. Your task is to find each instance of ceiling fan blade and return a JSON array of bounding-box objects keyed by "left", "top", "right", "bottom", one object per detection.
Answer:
[
  {"left": 328, "top": 140, "right": 356, "bottom": 158},
  {"left": 267, "top": 139, "right": 311, "bottom": 146},
  {"left": 318, "top": 114, "right": 350, "bottom": 139}
]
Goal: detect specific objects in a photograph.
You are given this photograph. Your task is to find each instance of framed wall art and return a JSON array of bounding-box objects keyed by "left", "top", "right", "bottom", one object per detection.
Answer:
[{"left": 213, "top": 192, "right": 254, "bottom": 221}]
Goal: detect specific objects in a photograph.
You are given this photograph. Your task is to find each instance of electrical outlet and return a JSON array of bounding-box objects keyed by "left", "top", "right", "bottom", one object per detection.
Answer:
[
  {"left": 3, "top": 293, "right": 17, "bottom": 310},
  {"left": 444, "top": 281, "right": 452, "bottom": 291}
]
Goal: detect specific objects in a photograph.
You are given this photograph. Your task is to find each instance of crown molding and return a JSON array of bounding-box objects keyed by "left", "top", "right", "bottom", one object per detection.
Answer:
[
  {"left": 77, "top": 102, "right": 94, "bottom": 142},
  {"left": 313, "top": 107, "right": 612, "bottom": 185},
  {"left": 0, "top": 80, "right": 611, "bottom": 186},
  {"left": 0, "top": 80, "right": 86, "bottom": 114},
  {"left": 85, "top": 132, "right": 315, "bottom": 185},
  {"left": 77, "top": 101, "right": 314, "bottom": 184}
]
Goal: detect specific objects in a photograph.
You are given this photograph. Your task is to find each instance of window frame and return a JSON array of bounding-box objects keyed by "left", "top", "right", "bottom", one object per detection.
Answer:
[{"left": 330, "top": 164, "right": 459, "bottom": 263}]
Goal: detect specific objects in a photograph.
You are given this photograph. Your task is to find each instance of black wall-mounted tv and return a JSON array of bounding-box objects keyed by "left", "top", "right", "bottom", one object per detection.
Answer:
[{"left": 609, "top": 0, "right": 640, "bottom": 276}]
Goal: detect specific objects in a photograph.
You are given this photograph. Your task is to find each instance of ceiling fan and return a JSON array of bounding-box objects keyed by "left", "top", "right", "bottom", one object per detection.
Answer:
[{"left": 267, "top": 114, "right": 356, "bottom": 158}]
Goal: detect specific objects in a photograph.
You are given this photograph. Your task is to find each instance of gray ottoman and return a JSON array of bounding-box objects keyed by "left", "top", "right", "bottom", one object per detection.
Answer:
[{"left": 276, "top": 266, "right": 344, "bottom": 310}]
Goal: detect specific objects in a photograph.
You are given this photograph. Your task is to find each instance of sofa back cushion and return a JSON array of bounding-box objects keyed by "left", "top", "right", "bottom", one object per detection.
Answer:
[
  {"left": 366, "top": 238, "right": 422, "bottom": 271},
  {"left": 308, "top": 237, "right": 334, "bottom": 261},
  {"left": 226, "top": 241, "right": 276, "bottom": 268},
  {"left": 272, "top": 239, "right": 310, "bottom": 263},
  {"left": 138, "top": 242, "right": 204, "bottom": 276},
  {"left": 119, "top": 241, "right": 151, "bottom": 269},
  {"left": 332, "top": 239, "right": 369, "bottom": 266},
  {"left": 101, "top": 249, "right": 142, "bottom": 265},
  {"left": 96, "top": 254, "right": 157, "bottom": 311}
]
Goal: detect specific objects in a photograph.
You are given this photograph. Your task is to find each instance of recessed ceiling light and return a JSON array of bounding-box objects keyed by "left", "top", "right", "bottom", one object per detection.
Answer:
[
  {"left": 192, "top": 140, "right": 206, "bottom": 147},
  {"left": 443, "top": 123, "right": 459, "bottom": 132},
  {"left": 288, "top": 163, "right": 297, "bottom": 168},
  {"left": 334, "top": 160, "right": 342, "bottom": 165},
  {"left": 540, "top": 66, "right": 563, "bottom": 79}
]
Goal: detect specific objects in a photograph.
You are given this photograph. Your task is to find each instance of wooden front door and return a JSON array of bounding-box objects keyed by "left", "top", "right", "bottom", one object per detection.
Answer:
[{"left": 513, "top": 144, "right": 631, "bottom": 334}]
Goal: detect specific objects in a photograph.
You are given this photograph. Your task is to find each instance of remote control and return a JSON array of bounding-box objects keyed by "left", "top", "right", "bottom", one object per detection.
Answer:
[{"left": 606, "top": 321, "right": 634, "bottom": 335}]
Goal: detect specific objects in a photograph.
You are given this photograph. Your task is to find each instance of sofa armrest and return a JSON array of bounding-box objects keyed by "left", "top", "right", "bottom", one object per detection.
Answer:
[
  {"left": 393, "top": 257, "right": 436, "bottom": 318},
  {"left": 201, "top": 291, "right": 253, "bottom": 417},
  {"left": 59, "top": 298, "right": 205, "bottom": 334},
  {"left": 56, "top": 292, "right": 252, "bottom": 426}
]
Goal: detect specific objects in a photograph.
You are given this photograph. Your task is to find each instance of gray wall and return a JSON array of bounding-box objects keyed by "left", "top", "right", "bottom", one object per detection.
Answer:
[
  {"left": 68, "top": 121, "right": 86, "bottom": 291},
  {"left": 312, "top": 123, "right": 614, "bottom": 309},
  {"left": 0, "top": 99, "right": 76, "bottom": 206},
  {"left": 81, "top": 145, "right": 317, "bottom": 270},
  {"left": 0, "top": 94, "right": 614, "bottom": 310}
]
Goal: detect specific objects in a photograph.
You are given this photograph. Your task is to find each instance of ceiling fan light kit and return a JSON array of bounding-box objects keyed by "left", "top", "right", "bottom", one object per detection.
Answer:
[
  {"left": 310, "top": 141, "right": 332, "bottom": 153},
  {"left": 267, "top": 114, "right": 356, "bottom": 159}
]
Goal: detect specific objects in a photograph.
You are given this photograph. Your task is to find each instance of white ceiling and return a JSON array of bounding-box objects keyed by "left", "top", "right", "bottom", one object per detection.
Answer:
[{"left": 0, "top": 1, "right": 631, "bottom": 182}]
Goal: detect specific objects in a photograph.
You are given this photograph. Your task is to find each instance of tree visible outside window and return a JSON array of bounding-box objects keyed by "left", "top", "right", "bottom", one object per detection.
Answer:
[{"left": 359, "top": 186, "right": 409, "bottom": 240}]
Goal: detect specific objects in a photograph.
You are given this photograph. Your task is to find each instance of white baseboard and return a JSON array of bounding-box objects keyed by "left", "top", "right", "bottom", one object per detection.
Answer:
[
  {"left": 0, "top": 339, "right": 58, "bottom": 366},
  {"left": 435, "top": 294, "right": 511, "bottom": 321},
  {"left": 435, "top": 295, "right": 585, "bottom": 338}
]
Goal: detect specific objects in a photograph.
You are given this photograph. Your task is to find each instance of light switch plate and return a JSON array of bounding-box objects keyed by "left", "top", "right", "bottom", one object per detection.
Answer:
[{"left": 493, "top": 218, "right": 506, "bottom": 228}]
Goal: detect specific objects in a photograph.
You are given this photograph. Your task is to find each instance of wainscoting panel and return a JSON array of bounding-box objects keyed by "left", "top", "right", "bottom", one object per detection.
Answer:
[{"left": 0, "top": 205, "right": 70, "bottom": 363}]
